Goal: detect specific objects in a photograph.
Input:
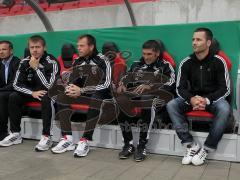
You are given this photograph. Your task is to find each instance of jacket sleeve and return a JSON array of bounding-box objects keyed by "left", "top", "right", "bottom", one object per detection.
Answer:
[
  {"left": 95, "top": 55, "right": 111, "bottom": 91},
  {"left": 13, "top": 60, "right": 33, "bottom": 95},
  {"left": 205, "top": 55, "right": 230, "bottom": 104},
  {"left": 35, "top": 56, "right": 59, "bottom": 89},
  {"left": 176, "top": 57, "right": 194, "bottom": 103},
  {"left": 151, "top": 60, "right": 176, "bottom": 93},
  {"left": 82, "top": 55, "right": 111, "bottom": 92},
  {"left": 0, "top": 59, "right": 20, "bottom": 91}
]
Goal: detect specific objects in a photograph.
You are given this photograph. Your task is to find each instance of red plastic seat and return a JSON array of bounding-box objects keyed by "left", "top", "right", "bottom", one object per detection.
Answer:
[
  {"left": 10, "top": 5, "right": 23, "bottom": 12},
  {"left": 70, "top": 104, "right": 89, "bottom": 113},
  {"left": 46, "top": 3, "right": 63, "bottom": 12},
  {"left": 62, "top": 1, "right": 79, "bottom": 10},
  {"left": 0, "top": 8, "right": 9, "bottom": 16},
  {"left": 20, "top": 5, "right": 34, "bottom": 14},
  {"left": 78, "top": 0, "right": 96, "bottom": 8},
  {"left": 217, "top": 51, "right": 232, "bottom": 70},
  {"left": 25, "top": 102, "right": 41, "bottom": 108},
  {"left": 39, "top": 3, "right": 49, "bottom": 11},
  {"left": 186, "top": 111, "right": 214, "bottom": 119},
  {"left": 163, "top": 51, "right": 176, "bottom": 68}
]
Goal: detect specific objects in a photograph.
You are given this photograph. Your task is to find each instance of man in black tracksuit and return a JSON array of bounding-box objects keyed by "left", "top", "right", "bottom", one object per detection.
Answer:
[
  {"left": 167, "top": 28, "right": 230, "bottom": 166},
  {"left": 117, "top": 40, "right": 175, "bottom": 162},
  {"left": 51, "top": 34, "right": 112, "bottom": 157},
  {"left": 0, "top": 40, "right": 20, "bottom": 141},
  {"left": 0, "top": 35, "right": 59, "bottom": 152}
]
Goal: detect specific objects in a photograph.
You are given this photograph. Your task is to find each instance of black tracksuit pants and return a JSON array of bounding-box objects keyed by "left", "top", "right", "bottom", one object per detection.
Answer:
[
  {"left": 117, "top": 108, "right": 152, "bottom": 146},
  {"left": 8, "top": 92, "right": 53, "bottom": 135},
  {"left": 0, "top": 91, "right": 13, "bottom": 136},
  {"left": 57, "top": 90, "right": 111, "bottom": 141}
]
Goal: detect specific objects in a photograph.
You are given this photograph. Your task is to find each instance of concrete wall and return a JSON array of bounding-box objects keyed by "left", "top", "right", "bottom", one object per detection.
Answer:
[{"left": 0, "top": 0, "right": 239, "bottom": 34}]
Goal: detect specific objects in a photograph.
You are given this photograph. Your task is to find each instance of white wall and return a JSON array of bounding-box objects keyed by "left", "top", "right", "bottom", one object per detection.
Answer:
[{"left": 0, "top": 0, "right": 240, "bottom": 35}]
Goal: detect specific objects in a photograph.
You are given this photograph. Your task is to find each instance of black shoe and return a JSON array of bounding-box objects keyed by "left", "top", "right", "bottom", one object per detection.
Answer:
[
  {"left": 0, "top": 133, "right": 8, "bottom": 141},
  {"left": 134, "top": 145, "right": 147, "bottom": 162},
  {"left": 119, "top": 144, "right": 135, "bottom": 159}
]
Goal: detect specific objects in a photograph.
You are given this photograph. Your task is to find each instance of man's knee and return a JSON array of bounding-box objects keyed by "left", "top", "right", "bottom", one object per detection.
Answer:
[
  {"left": 167, "top": 98, "right": 179, "bottom": 112},
  {"left": 214, "top": 99, "right": 230, "bottom": 116},
  {"left": 9, "top": 92, "right": 21, "bottom": 103}
]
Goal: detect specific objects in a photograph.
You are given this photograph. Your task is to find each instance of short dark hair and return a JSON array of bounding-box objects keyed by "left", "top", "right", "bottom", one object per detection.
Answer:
[
  {"left": 28, "top": 35, "right": 46, "bottom": 47},
  {"left": 78, "top": 34, "right": 96, "bottom": 47},
  {"left": 0, "top": 40, "right": 13, "bottom": 49},
  {"left": 194, "top": 27, "right": 213, "bottom": 41},
  {"left": 142, "top": 40, "right": 160, "bottom": 52},
  {"left": 78, "top": 34, "right": 97, "bottom": 53}
]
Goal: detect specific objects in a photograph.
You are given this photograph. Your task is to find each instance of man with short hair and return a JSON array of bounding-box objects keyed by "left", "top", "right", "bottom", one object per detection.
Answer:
[
  {"left": 51, "top": 34, "right": 112, "bottom": 157},
  {"left": 0, "top": 35, "right": 59, "bottom": 152},
  {"left": 0, "top": 40, "right": 20, "bottom": 141},
  {"left": 167, "top": 28, "right": 230, "bottom": 166},
  {"left": 117, "top": 40, "right": 175, "bottom": 162}
]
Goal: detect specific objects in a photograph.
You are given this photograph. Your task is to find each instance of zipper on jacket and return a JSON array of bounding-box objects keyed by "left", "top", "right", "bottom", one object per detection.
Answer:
[{"left": 200, "top": 65, "right": 203, "bottom": 89}]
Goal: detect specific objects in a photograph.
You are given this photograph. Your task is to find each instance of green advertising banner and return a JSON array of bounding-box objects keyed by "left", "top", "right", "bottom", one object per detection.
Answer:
[{"left": 1, "top": 21, "right": 239, "bottom": 107}]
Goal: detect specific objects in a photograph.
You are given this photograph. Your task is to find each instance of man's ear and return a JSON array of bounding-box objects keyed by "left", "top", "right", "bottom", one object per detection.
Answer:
[
  {"left": 10, "top": 49, "right": 13, "bottom": 55},
  {"left": 207, "top": 40, "right": 212, "bottom": 48},
  {"left": 90, "top": 45, "right": 94, "bottom": 52}
]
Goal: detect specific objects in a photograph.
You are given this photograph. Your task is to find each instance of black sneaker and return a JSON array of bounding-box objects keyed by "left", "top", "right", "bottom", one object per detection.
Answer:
[
  {"left": 134, "top": 145, "right": 147, "bottom": 162},
  {"left": 119, "top": 144, "right": 135, "bottom": 159}
]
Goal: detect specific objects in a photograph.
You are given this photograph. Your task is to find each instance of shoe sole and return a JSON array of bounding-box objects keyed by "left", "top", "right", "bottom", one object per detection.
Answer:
[
  {"left": 135, "top": 158, "right": 145, "bottom": 162},
  {"left": 35, "top": 142, "right": 53, "bottom": 152},
  {"left": 74, "top": 148, "right": 89, "bottom": 158},
  {"left": 51, "top": 145, "right": 75, "bottom": 154},
  {"left": 119, "top": 156, "right": 129, "bottom": 159},
  {"left": 119, "top": 153, "right": 133, "bottom": 159},
  {"left": 0, "top": 139, "right": 22, "bottom": 147}
]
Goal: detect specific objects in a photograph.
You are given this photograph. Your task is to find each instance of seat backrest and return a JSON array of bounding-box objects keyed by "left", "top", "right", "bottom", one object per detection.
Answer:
[
  {"left": 102, "top": 41, "right": 127, "bottom": 85},
  {"left": 57, "top": 43, "right": 78, "bottom": 75},
  {"left": 210, "top": 38, "right": 233, "bottom": 104},
  {"left": 210, "top": 38, "right": 232, "bottom": 70},
  {"left": 155, "top": 39, "right": 176, "bottom": 68},
  {"left": 163, "top": 51, "right": 176, "bottom": 68}
]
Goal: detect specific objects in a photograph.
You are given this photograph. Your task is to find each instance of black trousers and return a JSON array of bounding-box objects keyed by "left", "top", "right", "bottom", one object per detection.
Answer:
[
  {"left": 56, "top": 90, "right": 112, "bottom": 141},
  {"left": 8, "top": 92, "right": 53, "bottom": 135},
  {"left": 0, "top": 91, "right": 13, "bottom": 135},
  {"left": 117, "top": 108, "right": 152, "bottom": 146}
]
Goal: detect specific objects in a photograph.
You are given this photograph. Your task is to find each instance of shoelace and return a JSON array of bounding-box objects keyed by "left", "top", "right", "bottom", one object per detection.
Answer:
[
  {"left": 39, "top": 137, "right": 47, "bottom": 144},
  {"left": 199, "top": 149, "right": 207, "bottom": 159},
  {"left": 185, "top": 148, "right": 196, "bottom": 157},
  {"left": 77, "top": 140, "right": 87, "bottom": 150},
  {"left": 57, "top": 139, "right": 68, "bottom": 148}
]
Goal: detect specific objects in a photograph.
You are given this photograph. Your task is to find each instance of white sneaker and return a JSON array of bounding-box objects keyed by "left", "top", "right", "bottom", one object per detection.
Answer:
[
  {"left": 0, "top": 132, "right": 22, "bottom": 147},
  {"left": 74, "top": 138, "right": 89, "bottom": 157},
  {"left": 35, "top": 135, "right": 53, "bottom": 152},
  {"left": 182, "top": 143, "right": 200, "bottom": 165},
  {"left": 192, "top": 148, "right": 208, "bottom": 166},
  {"left": 51, "top": 135, "right": 75, "bottom": 154}
]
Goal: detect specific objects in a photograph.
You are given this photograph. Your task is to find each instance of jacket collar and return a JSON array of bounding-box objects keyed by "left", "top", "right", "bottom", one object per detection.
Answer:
[{"left": 190, "top": 52, "right": 214, "bottom": 63}]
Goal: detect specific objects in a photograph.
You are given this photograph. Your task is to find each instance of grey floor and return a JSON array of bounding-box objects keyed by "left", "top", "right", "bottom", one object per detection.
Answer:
[{"left": 0, "top": 140, "right": 239, "bottom": 180}]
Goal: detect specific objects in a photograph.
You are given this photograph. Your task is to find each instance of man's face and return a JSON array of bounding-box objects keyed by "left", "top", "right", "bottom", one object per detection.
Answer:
[
  {"left": 192, "top": 31, "right": 211, "bottom": 54},
  {"left": 29, "top": 40, "right": 45, "bottom": 59},
  {"left": 0, "top": 43, "right": 12, "bottom": 59},
  {"left": 142, "top": 48, "right": 159, "bottom": 65},
  {"left": 77, "top": 37, "right": 94, "bottom": 58}
]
